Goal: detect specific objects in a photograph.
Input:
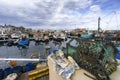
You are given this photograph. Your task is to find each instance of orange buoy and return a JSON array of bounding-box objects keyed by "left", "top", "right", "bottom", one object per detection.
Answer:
[{"left": 9, "top": 61, "right": 17, "bottom": 67}]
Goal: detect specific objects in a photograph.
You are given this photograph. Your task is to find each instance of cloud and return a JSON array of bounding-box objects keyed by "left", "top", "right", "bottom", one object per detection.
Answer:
[
  {"left": 0, "top": 0, "right": 119, "bottom": 30},
  {"left": 90, "top": 5, "right": 101, "bottom": 12}
]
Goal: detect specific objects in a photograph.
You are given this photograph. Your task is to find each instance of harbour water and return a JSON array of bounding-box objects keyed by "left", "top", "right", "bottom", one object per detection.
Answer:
[{"left": 0, "top": 40, "right": 67, "bottom": 69}]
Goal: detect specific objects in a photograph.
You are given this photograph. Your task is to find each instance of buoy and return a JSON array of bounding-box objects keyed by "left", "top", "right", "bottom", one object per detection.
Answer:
[{"left": 9, "top": 60, "right": 17, "bottom": 67}]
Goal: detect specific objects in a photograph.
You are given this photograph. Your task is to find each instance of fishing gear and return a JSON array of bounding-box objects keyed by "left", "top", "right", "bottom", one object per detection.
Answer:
[{"left": 63, "top": 38, "right": 118, "bottom": 80}]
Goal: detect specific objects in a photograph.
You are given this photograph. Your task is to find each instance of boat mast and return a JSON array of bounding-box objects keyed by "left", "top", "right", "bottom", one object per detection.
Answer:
[{"left": 98, "top": 17, "right": 101, "bottom": 34}]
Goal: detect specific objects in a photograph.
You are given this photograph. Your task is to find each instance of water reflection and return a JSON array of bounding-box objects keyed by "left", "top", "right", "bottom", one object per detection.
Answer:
[{"left": 0, "top": 40, "right": 67, "bottom": 69}]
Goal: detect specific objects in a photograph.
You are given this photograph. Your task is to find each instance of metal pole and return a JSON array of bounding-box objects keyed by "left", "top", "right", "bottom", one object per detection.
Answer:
[
  {"left": 98, "top": 17, "right": 101, "bottom": 34},
  {"left": 0, "top": 58, "right": 47, "bottom": 62}
]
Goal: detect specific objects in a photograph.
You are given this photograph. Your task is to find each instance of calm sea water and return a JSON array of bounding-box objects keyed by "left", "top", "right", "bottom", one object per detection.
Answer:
[{"left": 0, "top": 40, "right": 68, "bottom": 69}]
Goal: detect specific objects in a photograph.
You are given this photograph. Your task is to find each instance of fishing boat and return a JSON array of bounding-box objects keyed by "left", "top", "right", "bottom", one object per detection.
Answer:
[
  {"left": 11, "top": 33, "right": 21, "bottom": 39},
  {"left": 80, "top": 32, "right": 93, "bottom": 39},
  {"left": 0, "top": 31, "right": 9, "bottom": 43}
]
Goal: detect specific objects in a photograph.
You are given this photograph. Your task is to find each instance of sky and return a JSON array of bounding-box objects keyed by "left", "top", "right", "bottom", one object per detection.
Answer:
[{"left": 0, "top": 0, "right": 120, "bottom": 30}]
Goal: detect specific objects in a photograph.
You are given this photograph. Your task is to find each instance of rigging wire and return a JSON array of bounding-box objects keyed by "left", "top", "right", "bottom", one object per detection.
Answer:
[
  {"left": 115, "top": 11, "right": 119, "bottom": 30},
  {"left": 101, "top": 11, "right": 115, "bottom": 19},
  {"left": 101, "top": 11, "right": 119, "bottom": 30}
]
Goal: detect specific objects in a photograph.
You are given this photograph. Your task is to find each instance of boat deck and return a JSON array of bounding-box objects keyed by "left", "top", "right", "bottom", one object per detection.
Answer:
[
  {"left": 18, "top": 72, "right": 49, "bottom": 80},
  {"left": 18, "top": 62, "right": 49, "bottom": 80}
]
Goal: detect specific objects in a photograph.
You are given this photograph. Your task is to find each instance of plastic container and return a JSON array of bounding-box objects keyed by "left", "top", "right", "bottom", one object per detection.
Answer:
[
  {"left": 116, "top": 53, "right": 120, "bottom": 60},
  {"left": 0, "top": 69, "right": 3, "bottom": 79},
  {"left": 25, "top": 63, "right": 34, "bottom": 72},
  {"left": 53, "top": 50, "right": 58, "bottom": 54},
  {"left": 4, "top": 67, "right": 13, "bottom": 78},
  {"left": 5, "top": 73, "right": 18, "bottom": 80},
  {"left": 117, "top": 46, "right": 120, "bottom": 52},
  {"left": 13, "top": 66, "right": 22, "bottom": 74}
]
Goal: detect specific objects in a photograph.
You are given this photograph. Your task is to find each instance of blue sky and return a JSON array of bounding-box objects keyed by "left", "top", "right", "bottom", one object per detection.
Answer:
[{"left": 0, "top": 0, "right": 119, "bottom": 30}]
